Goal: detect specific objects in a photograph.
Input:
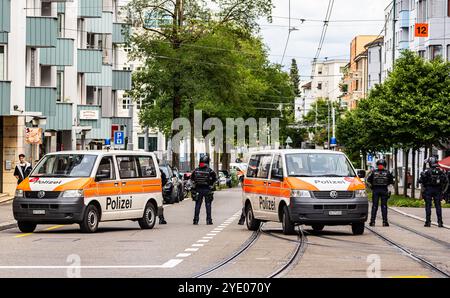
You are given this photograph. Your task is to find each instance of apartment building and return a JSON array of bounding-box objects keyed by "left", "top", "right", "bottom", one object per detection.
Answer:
[
  {"left": 0, "top": 0, "right": 135, "bottom": 195},
  {"left": 341, "top": 35, "right": 378, "bottom": 110}
]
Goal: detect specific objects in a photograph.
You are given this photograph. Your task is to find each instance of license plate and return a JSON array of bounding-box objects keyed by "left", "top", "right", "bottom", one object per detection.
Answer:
[
  {"left": 328, "top": 210, "right": 342, "bottom": 216},
  {"left": 32, "top": 210, "right": 46, "bottom": 215}
]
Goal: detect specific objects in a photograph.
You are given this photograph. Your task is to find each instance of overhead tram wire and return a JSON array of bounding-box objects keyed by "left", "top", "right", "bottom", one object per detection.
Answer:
[{"left": 280, "top": 0, "right": 299, "bottom": 66}]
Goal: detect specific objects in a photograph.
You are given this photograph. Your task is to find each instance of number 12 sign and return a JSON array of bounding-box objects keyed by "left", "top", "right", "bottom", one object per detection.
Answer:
[{"left": 415, "top": 23, "right": 429, "bottom": 37}]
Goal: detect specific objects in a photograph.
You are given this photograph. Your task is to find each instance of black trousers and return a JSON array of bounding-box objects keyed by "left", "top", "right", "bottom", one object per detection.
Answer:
[
  {"left": 194, "top": 188, "right": 213, "bottom": 221},
  {"left": 371, "top": 189, "right": 389, "bottom": 222},
  {"left": 423, "top": 188, "right": 443, "bottom": 223}
]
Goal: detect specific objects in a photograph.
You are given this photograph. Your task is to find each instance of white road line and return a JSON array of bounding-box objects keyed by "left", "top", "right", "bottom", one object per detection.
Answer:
[
  {"left": 390, "top": 207, "right": 450, "bottom": 228},
  {"left": 0, "top": 259, "right": 183, "bottom": 269},
  {"left": 203, "top": 236, "right": 213, "bottom": 239},
  {"left": 192, "top": 244, "right": 204, "bottom": 247},
  {"left": 211, "top": 230, "right": 221, "bottom": 233},
  {"left": 197, "top": 239, "right": 209, "bottom": 243},
  {"left": 185, "top": 248, "right": 199, "bottom": 252},
  {"left": 176, "top": 253, "right": 191, "bottom": 258},
  {"left": 206, "top": 234, "right": 216, "bottom": 236}
]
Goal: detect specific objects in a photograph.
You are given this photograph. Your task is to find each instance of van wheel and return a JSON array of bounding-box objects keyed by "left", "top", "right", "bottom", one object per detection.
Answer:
[
  {"left": 352, "top": 222, "right": 365, "bottom": 235},
  {"left": 245, "top": 204, "right": 261, "bottom": 231},
  {"left": 282, "top": 205, "right": 296, "bottom": 235},
  {"left": 17, "top": 221, "right": 37, "bottom": 233},
  {"left": 138, "top": 203, "right": 156, "bottom": 229},
  {"left": 80, "top": 204, "right": 99, "bottom": 233},
  {"left": 311, "top": 224, "right": 325, "bottom": 231}
]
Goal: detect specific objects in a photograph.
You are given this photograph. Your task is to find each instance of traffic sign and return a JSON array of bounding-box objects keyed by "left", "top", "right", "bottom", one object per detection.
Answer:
[
  {"left": 415, "top": 23, "right": 429, "bottom": 37},
  {"left": 286, "top": 137, "right": 293, "bottom": 144},
  {"left": 367, "top": 154, "right": 373, "bottom": 162},
  {"left": 114, "top": 131, "right": 125, "bottom": 146}
]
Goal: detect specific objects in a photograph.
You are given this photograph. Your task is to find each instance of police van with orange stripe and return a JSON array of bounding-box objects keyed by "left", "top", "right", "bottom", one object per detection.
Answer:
[
  {"left": 242, "top": 150, "right": 368, "bottom": 235},
  {"left": 13, "top": 151, "right": 163, "bottom": 233}
]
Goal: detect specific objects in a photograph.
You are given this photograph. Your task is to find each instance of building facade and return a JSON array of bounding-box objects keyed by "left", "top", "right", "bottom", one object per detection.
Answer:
[
  {"left": 366, "top": 37, "right": 384, "bottom": 91},
  {"left": 341, "top": 35, "right": 378, "bottom": 110},
  {"left": 0, "top": 0, "right": 136, "bottom": 195}
]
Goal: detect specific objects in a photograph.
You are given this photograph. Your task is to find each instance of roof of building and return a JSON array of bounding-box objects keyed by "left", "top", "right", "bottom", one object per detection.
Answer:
[
  {"left": 301, "top": 81, "right": 312, "bottom": 89},
  {"left": 365, "top": 36, "right": 384, "bottom": 49}
]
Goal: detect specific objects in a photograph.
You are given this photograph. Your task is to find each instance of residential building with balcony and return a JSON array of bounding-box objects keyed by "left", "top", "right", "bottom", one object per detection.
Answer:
[
  {"left": 341, "top": 35, "right": 378, "bottom": 110},
  {"left": 366, "top": 37, "right": 385, "bottom": 91},
  {"left": 0, "top": 0, "right": 137, "bottom": 195}
]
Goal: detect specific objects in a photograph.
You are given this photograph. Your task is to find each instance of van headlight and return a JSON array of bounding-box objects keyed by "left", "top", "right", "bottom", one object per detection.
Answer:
[
  {"left": 355, "top": 189, "right": 367, "bottom": 198},
  {"left": 62, "top": 190, "right": 84, "bottom": 198},
  {"left": 291, "top": 190, "right": 311, "bottom": 198},
  {"left": 15, "top": 189, "right": 24, "bottom": 198}
]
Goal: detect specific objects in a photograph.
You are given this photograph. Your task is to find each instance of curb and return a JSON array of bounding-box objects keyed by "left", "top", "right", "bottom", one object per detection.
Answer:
[
  {"left": 0, "top": 197, "right": 13, "bottom": 205},
  {"left": 0, "top": 222, "right": 17, "bottom": 231}
]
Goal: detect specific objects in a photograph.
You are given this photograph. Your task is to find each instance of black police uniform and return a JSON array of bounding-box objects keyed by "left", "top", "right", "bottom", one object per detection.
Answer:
[
  {"left": 191, "top": 163, "right": 217, "bottom": 225},
  {"left": 367, "top": 168, "right": 394, "bottom": 225},
  {"left": 158, "top": 170, "right": 168, "bottom": 224},
  {"left": 419, "top": 166, "right": 448, "bottom": 226}
]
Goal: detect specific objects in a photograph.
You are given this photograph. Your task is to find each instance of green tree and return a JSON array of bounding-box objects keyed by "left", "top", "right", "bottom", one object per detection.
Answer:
[{"left": 289, "top": 59, "right": 300, "bottom": 97}]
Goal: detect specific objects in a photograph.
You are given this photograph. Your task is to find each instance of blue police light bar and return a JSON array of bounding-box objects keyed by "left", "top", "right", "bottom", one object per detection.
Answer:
[{"left": 105, "top": 139, "right": 111, "bottom": 146}]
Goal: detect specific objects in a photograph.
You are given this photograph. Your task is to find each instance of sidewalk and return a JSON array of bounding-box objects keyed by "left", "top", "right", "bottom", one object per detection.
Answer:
[{"left": 0, "top": 200, "right": 16, "bottom": 231}]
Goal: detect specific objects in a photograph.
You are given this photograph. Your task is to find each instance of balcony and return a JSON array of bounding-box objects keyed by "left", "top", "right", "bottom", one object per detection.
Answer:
[
  {"left": 26, "top": 16, "right": 57, "bottom": 48},
  {"left": 0, "top": 0, "right": 10, "bottom": 32},
  {"left": 44, "top": 102, "right": 73, "bottom": 131},
  {"left": 86, "top": 117, "right": 112, "bottom": 140},
  {"left": 86, "top": 64, "right": 112, "bottom": 87},
  {"left": 85, "top": 12, "right": 113, "bottom": 34},
  {"left": 399, "top": 10, "right": 409, "bottom": 28},
  {"left": 0, "top": 32, "right": 7, "bottom": 44},
  {"left": 0, "top": 81, "right": 11, "bottom": 115},
  {"left": 78, "top": 105, "right": 111, "bottom": 140},
  {"left": 25, "top": 86, "right": 57, "bottom": 117},
  {"left": 398, "top": 40, "right": 410, "bottom": 50},
  {"left": 77, "top": 49, "right": 102, "bottom": 73},
  {"left": 78, "top": 0, "right": 102, "bottom": 18},
  {"left": 113, "top": 23, "right": 130, "bottom": 44},
  {"left": 40, "top": 38, "right": 74, "bottom": 66},
  {"left": 112, "top": 70, "right": 132, "bottom": 90}
]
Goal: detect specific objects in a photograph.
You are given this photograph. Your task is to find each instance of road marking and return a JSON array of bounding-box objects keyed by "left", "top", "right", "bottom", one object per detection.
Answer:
[
  {"left": 206, "top": 234, "right": 216, "bottom": 236},
  {"left": 389, "top": 275, "right": 429, "bottom": 278},
  {"left": 176, "top": 253, "right": 191, "bottom": 258},
  {"left": 203, "top": 236, "right": 213, "bottom": 239},
  {"left": 390, "top": 207, "right": 450, "bottom": 228},
  {"left": 0, "top": 259, "right": 183, "bottom": 269},
  {"left": 192, "top": 244, "right": 204, "bottom": 247},
  {"left": 185, "top": 248, "right": 199, "bottom": 252},
  {"left": 44, "top": 225, "right": 64, "bottom": 231},
  {"left": 14, "top": 233, "right": 33, "bottom": 238},
  {"left": 197, "top": 239, "right": 209, "bottom": 243},
  {"left": 211, "top": 230, "right": 221, "bottom": 233}
]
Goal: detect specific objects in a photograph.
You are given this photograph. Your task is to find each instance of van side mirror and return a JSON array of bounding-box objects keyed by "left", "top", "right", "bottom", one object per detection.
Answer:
[{"left": 357, "top": 170, "right": 366, "bottom": 179}]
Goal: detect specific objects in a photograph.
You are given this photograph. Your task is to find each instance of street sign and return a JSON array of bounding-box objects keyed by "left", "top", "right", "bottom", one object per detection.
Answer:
[
  {"left": 114, "top": 131, "right": 125, "bottom": 146},
  {"left": 286, "top": 137, "right": 293, "bottom": 144},
  {"left": 367, "top": 154, "right": 373, "bottom": 162},
  {"left": 415, "top": 23, "right": 429, "bottom": 37}
]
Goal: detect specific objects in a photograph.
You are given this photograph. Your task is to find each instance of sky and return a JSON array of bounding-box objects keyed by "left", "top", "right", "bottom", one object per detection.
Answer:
[{"left": 258, "top": 0, "right": 391, "bottom": 79}]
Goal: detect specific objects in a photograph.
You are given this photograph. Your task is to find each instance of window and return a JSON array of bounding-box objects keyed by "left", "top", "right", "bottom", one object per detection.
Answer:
[
  {"left": 137, "top": 156, "right": 157, "bottom": 177},
  {"left": 448, "top": 0, "right": 450, "bottom": 17},
  {"left": 418, "top": 50, "right": 425, "bottom": 58},
  {"left": 122, "top": 98, "right": 131, "bottom": 109},
  {"left": 285, "top": 153, "right": 355, "bottom": 177},
  {"left": 96, "top": 156, "right": 115, "bottom": 180},
  {"left": 57, "top": 13, "right": 65, "bottom": 38},
  {"left": 31, "top": 154, "right": 97, "bottom": 178},
  {"left": 117, "top": 156, "right": 139, "bottom": 179},
  {"left": 317, "top": 83, "right": 322, "bottom": 90},
  {"left": 447, "top": 45, "right": 450, "bottom": 61},
  {"left": 246, "top": 155, "right": 260, "bottom": 178},
  {"left": 256, "top": 155, "right": 272, "bottom": 179},
  {"left": 270, "top": 155, "right": 283, "bottom": 180},
  {"left": 430, "top": 45, "right": 443, "bottom": 60},
  {"left": 56, "top": 70, "right": 64, "bottom": 102},
  {"left": 138, "top": 136, "right": 158, "bottom": 151},
  {"left": 0, "top": 45, "right": 5, "bottom": 80}
]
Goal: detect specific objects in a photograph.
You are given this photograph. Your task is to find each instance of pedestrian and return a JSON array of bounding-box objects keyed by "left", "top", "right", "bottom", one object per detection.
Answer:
[
  {"left": 367, "top": 159, "right": 394, "bottom": 227},
  {"left": 190, "top": 154, "right": 217, "bottom": 225},
  {"left": 158, "top": 168, "right": 168, "bottom": 225},
  {"left": 14, "top": 154, "right": 32, "bottom": 185},
  {"left": 418, "top": 157, "right": 448, "bottom": 227}
]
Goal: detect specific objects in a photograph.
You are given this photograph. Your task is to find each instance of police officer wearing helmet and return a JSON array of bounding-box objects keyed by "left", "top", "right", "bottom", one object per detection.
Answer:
[
  {"left": 419, "top": 156, "right": 448, "bottom": 227},
  {"left": 190, "top": 154, "right": 217, "bottom": 225},
  {"left": 367, "top": 159, "right": 394, "bottom": 227}
]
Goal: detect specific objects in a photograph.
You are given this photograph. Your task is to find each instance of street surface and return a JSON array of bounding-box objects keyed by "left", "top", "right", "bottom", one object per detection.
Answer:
[{"left": 0, "top": 188, "right": 448, "bottom": 278}]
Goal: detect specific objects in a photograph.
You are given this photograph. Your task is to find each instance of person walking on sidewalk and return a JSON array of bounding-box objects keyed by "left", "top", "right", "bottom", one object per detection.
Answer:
[
  {"left": 367, "top": 159, "right": 394, "bottom": 227},
  {"left": 419, "top": 157, "right": 448, "bottom": 227},
  {"left": 14, "top": 154, "right": 32, "bottom": 185}
]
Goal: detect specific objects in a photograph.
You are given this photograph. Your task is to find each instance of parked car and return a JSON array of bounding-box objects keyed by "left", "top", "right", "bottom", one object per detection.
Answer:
[
  {"left": 230, "top": 162, "right": 248, "bottom": 184},
  {"left": 219, "top": 170, "right": 232, "bottom": 188},
  {"left": 181, "top": 172, "right": 193, "bottom": 198},
  {"left": 159, "top": 164, "right": 184, "bottom": 204}
]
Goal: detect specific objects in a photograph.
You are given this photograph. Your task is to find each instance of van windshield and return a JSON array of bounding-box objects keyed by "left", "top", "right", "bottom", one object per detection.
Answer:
[
  {"left": 285, "top": 153, "right": 356, "bottom": 177},
  {"left": 31, "top": 154, "right": 97, "bottom": 178}
]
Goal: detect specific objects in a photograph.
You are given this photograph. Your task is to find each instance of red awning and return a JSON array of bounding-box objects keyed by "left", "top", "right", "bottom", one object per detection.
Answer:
[{"left": 438, "top": 156, "right": 450, "bottom": 169}]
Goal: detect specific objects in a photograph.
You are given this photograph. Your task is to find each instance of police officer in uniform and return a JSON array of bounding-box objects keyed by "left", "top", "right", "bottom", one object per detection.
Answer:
[
  {"left": 367, "top": 159, "right": 394, "bottom": 227},
  {"left": 419, "top": 157, "right": 448, "bottom": 227},
  {"left": 190, "top": 155, "right": 217, "bottom": 225}
]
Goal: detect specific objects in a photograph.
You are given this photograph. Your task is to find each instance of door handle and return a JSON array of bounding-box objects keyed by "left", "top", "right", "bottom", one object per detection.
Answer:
[
  {"left": 122, "top": 182, "right": 127, "bottom": 186},
  {"left": 267, "top": 182, "right": 272, "bottom": 185},
  {"left": 114, "top": 182, "right": 119, "bottom": 187}
]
